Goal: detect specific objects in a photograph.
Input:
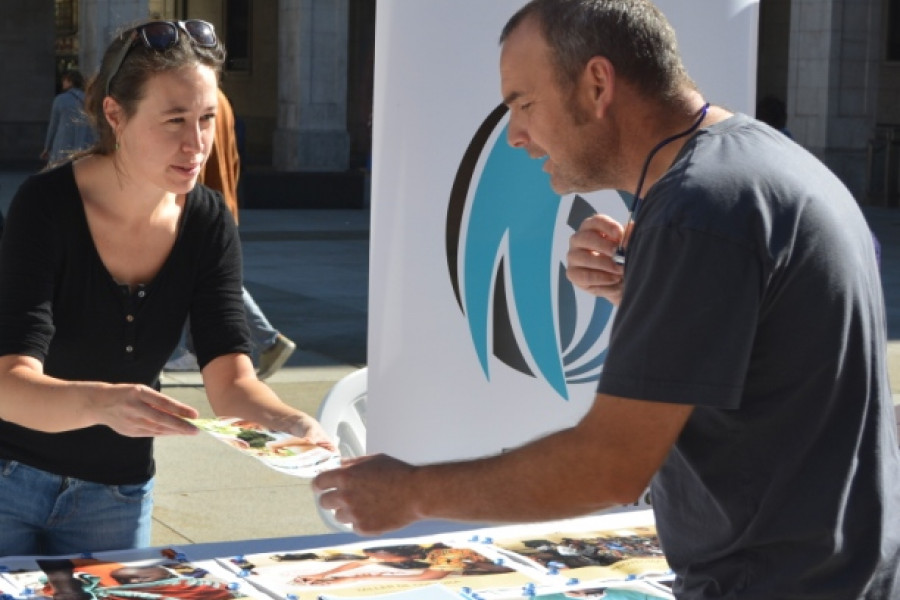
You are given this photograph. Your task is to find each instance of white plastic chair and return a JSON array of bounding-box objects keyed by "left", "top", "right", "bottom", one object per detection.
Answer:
[
  {"left": 896, "top": 404, "right": 900, "bottom": 447},
  {"left": 315, "top": 367, "right": 368, "bottom": 531}
]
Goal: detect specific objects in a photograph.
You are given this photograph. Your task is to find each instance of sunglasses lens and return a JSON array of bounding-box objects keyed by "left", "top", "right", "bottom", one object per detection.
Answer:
[
  {"left": 106, "top": 20, "right": 217, "bottom": 97},
  {"left": 141, "top": 21, "right": 178, "bottom": 50},
  {"left": 183, "top": 20, "right": 217, "bottom": 47}
]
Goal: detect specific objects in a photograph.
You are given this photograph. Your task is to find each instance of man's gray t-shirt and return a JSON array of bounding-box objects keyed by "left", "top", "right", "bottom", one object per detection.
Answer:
[{"left": 597, "top": 114, "right": 900, "bottom": 599}]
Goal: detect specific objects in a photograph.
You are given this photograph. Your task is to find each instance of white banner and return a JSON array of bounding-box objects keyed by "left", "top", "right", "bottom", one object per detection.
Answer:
[{"left": 367, "top": 0, "right": 759, "bottom": 464}]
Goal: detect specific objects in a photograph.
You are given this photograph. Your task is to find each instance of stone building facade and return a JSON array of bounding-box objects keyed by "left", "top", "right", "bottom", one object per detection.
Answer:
[{"left": 0, "top": 0, "right": 896, "bottom": 206}]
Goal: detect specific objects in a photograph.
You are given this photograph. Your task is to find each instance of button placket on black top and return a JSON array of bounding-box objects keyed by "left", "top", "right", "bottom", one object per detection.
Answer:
[{"left": 120, "top": 284, "right": 146, "bottom": 362}]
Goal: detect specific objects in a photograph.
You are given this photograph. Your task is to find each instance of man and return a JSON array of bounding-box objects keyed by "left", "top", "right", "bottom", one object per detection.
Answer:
[{"left": 314, "top": 1, "right": 900, "bottom": 597}]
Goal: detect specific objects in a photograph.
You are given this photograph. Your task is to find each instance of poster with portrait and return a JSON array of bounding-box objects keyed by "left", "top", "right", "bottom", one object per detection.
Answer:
[
  {"left": 0, "top": 550, "right": 263, "bottom": 600},
  {"left": 0, "top": 512, "right": 670, "bottom": 600},
  {"left": 217, "top": 534, "right": 536, "bottom": 600},
  {"left": 212, "top": 511, "right": 671, "bottom": 599}
]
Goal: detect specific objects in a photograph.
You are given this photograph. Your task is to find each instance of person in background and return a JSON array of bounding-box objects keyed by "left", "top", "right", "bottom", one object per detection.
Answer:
[
  {"left": 164, "top": 87, "right": 296, "bottom": 380},
  {"left": 0, "top": 18, "right": 333, "bottom": 557},
  {"left": 755, "top": 94, "right": 883, "bottom": 265},
  {"left": 755, "top": 94, "right": 792, "bottom": 138},
  {"left": 313, "top": 1, "right": 900, "bottom": 598},
  {"left": 41, "top": 69, "right": 97, "bottom": 165}
]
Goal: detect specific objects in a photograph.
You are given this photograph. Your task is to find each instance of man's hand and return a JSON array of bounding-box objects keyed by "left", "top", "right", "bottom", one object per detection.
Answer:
[
  {"left": 313, "top": 454, "right": 421, "bottom": 535},
  {"left": 313, "top": 395, "right": 693, "bottom": 536},
  {"left": 567, "top": 214, "right": 627, "bottom": 305}
]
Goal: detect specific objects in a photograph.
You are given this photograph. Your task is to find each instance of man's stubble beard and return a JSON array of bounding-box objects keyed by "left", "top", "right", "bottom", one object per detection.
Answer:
[{"left": 562, "top": 98, "right": 625, "bottom": 194}]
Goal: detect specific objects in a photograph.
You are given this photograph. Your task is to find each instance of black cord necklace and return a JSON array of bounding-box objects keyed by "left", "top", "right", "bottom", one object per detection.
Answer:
[{"left": 612, "top": 102, "right": 711, "bottom": 266}]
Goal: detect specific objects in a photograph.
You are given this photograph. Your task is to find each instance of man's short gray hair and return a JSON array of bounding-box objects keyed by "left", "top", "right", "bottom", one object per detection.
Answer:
[{"left": 500, "top": 0, "right": 694, "bottom": 100}]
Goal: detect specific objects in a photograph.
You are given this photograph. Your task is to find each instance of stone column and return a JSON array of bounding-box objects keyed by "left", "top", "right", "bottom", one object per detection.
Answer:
[
  {"left": 786, "top": 0, "right": 881, "bottom": 199},
  {"left": 0, "top": 0, "right": 54, "bottom": 160},
  {"left": 79, "top": 0, "right": 147, "bottom": 77},
  {"left": 273, "top": 0, "right": 350, "bottom": 172}
]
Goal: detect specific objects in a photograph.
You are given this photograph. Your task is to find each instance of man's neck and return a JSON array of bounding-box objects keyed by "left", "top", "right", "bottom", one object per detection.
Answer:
[{"left": 624, "top": 90, "right": 724, "bottom": 195}]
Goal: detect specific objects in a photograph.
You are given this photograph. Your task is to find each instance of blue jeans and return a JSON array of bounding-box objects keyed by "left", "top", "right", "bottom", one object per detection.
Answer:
[
  {"left": 0, "top": 460, "right": 154, "bottom": 557},
  {"left": 242, "top": 286, "right": 279, "bottom": 352},
  {"left": 172, "top": 286, "right": 278, "bottom": 359}
]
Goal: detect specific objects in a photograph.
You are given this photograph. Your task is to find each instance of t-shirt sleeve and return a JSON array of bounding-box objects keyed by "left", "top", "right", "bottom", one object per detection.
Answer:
[
  {"left": 597, "top": 223, "right": 761, "bottom": 409},
  {"left": 185, "top": 188, "right": 251, "bottom": 367},
  {"left": 0, "top": 175, "right": 62, "bottom": 360}
]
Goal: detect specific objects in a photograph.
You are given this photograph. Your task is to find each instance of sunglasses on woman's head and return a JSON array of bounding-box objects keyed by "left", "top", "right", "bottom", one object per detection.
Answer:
[{"left": 105, "top": 20, "right": 218, "bottom": 97}]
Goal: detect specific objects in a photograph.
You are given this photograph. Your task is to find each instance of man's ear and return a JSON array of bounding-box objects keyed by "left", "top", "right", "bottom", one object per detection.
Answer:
[{"left": 583, "top": 56, "right": 615, "bottom": 119}]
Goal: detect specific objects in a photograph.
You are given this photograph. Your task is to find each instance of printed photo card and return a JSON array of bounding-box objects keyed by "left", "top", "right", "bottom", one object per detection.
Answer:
[
  {"left": 0, "top": 548, "right": 265, "bottom": 600},
  {"left": 188, "top": 417, "right": 342, "bottom": 478},
  {"left": 212, "top": 512, "right": 673, "bottom": 599},
  {"left": 0, "top": 512, "right": 672, "bottom": 600}
]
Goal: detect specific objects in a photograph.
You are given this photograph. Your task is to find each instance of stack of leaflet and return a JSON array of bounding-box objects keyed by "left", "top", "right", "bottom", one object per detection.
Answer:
[{"left": 0, "top": 511, "right": 673, "bottom": 600}]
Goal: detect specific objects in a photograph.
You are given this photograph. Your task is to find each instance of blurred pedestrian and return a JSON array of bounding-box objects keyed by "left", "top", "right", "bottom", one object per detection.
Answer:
[
  {"left": 164, "top": 87, "right": 296, "bottom": 379},
  {"left": 41, "top": 69, "right": 97, "bottom": 165},
  {"left": 755, "top": 94, "right": 792, "bottom": 138}
]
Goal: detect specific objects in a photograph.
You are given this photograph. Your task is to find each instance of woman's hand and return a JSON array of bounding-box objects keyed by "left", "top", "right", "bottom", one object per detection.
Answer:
[
  {"left": 0, "top": 354, "right": 199, "bottom": 436},
  {"left": 89, "top": 383, "right": 199, "bottom": 437},
  {"left": 282, "top": 413, "right": 337, "bottom": 452},
  {"left": 267, "top": 436, "right": 316, "bottom": 453}
]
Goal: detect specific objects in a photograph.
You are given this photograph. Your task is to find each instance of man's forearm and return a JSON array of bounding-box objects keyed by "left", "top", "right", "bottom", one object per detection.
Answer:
[
  {"left": 315, "top": 394, "right": 692, "bottom": 535},
  {"left": 407, "top": 425, "right": 636, "bottom": 524}
]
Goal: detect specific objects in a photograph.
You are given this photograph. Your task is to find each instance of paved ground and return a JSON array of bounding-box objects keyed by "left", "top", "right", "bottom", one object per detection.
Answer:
[
  {"left": 0, "top": 170, "right": 898, "bottom": 548},
  {"left": 151, "top": 205, "right": 371, "bottom": 545}
]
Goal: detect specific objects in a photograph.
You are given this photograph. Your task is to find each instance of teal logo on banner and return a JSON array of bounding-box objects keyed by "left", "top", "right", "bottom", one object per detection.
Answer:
[{"left": 446, "top": 105, "right": 620, "bottom": 400}]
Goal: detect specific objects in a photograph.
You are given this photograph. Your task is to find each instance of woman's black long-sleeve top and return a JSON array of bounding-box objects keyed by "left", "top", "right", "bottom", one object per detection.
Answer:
[{"left": 0, "top": 163, "right": 251, "bottom": 484}]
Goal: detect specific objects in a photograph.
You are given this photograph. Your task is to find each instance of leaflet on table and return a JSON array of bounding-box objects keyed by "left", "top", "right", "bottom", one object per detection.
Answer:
[
  {"left": 482, "top": 517, "right": 672, "bottom": 597},
  {"left": 187, "top": 417, "right": 342, "bottom": 478},
  {"left": 528, "top": 578, "right": 675, "bottom": 599},
  {"left": 0, "top": 512, "right": 672, "bottom": 600},
  {"left": 0, "top": 547, "right": 173, "bottom": 598},
  {"left": 215, "top": 531, "right": 538, "bottom": 600},
  {"left": 316, "top": 584, "right": 463, "bottom": 600},
  {"left": 0, "top": 547, "right": 268, "bottom": 600},
  {"left": 0, "top": 571, "right": 19, "bottom": 598},
  {"left": 213, "top": 512, "right": 673, "bottom": 600},
  {"left": 313, "top": 583, "right": 674, "bottom": 600}
]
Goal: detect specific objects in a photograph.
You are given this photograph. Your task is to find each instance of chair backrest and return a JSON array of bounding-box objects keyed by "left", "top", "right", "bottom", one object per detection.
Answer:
[
  {"left": 896, "top": 404, "right": 900, "bottom": 446},
  {"left": 317, "top": 367, "right": 368, "bottom": 458},
  {"left": 315, "top": 367, "right": 368, "bottom": 531}
]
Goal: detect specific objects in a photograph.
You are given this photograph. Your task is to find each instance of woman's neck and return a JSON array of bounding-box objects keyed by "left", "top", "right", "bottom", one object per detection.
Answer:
[{"left": 73, "top": 154, "right": 178, "bottom": 223}]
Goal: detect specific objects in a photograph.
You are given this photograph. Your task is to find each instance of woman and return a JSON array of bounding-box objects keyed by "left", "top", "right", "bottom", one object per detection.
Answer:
[{"left": 0, "top": 19, "right": 333, "bottom": 556}]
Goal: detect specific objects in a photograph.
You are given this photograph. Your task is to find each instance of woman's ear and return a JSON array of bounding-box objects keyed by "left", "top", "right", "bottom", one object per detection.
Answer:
[
  {"left": 102, "top": 95, "right": 124, "bottom": 134},
  {"left": 583, "top": 56, "right": 615, "bottom": 119}
]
